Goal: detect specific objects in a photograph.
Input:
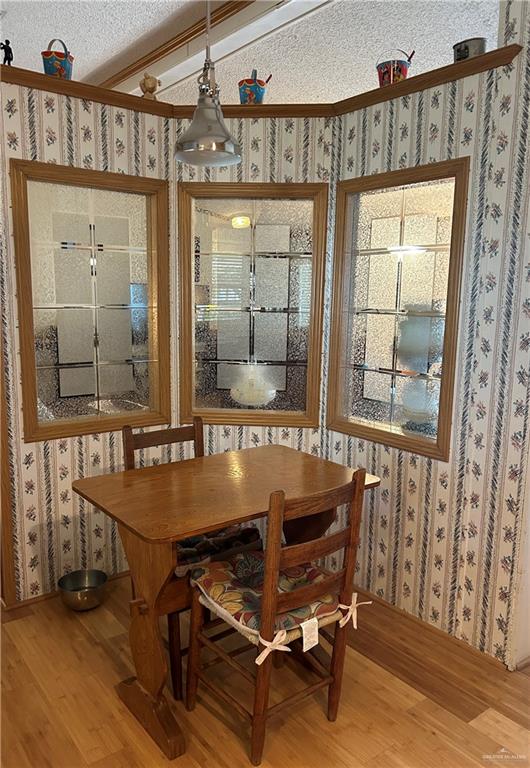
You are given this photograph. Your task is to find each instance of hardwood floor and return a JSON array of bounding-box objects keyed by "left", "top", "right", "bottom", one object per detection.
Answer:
[{"left": 2, "top": 576, "right": 529, "bottom": 768}]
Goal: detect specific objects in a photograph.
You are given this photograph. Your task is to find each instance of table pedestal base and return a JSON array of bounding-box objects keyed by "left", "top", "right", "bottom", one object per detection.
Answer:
[{"left": 117, "top": 677, "right": 185, "bottom": 759}]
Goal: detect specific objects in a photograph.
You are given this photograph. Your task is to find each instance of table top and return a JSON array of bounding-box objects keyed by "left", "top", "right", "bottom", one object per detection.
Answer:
[{"left": 72, "top": 445, "right": 380, "bottom": 544}]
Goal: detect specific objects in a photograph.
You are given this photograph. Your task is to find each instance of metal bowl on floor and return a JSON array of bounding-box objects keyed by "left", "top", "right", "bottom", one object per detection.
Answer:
[{"left": 57, "top": 569, "right": 107, "bottom": 611}]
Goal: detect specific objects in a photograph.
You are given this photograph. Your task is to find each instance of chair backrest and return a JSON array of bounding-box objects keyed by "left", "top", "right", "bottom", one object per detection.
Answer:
[
  {"left": 260, "top": 468, "right": 366, "bottom": 642},
  {"left": 122, "top": 416, "right": 205, "bottom": 470}
]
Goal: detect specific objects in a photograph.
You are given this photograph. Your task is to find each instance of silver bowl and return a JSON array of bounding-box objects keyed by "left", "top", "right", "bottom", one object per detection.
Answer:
[{"left": 57, "top": 569, "right": 107, "bottom": 611}]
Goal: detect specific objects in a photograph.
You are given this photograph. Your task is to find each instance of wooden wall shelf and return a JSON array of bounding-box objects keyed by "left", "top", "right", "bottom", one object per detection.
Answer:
[{"left": 0, "top": 44, "right": 521, "bottom": 120}]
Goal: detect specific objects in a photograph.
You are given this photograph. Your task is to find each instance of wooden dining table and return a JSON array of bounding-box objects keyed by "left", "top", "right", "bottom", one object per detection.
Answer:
[{"left": 72, "top": 444, "right": 380, "bottom": 759}]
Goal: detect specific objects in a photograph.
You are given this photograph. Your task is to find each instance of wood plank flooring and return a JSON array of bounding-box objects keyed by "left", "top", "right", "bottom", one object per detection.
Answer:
[{"left": 2, "top": 576, "right": 529, "bottom": 768}]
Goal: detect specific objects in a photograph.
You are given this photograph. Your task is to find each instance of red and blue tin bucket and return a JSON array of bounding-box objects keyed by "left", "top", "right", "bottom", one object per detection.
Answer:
[
  {"left": 239, "top": 69, "right": 267, "bottom": 105},
  {"left": 41, "top": 39, "right": 74, "bottom": 80},
  {"left": 376, "top": 49, "right": 414, "bottom": 87}
]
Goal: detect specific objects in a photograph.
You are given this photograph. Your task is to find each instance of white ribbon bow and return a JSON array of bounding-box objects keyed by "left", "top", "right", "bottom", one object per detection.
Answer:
[
  {"left": 338, "top": 592, "right": 373, "bottom": 630},
  {"left": 255, "top": 629, "right": 292, "bottom": 666}
]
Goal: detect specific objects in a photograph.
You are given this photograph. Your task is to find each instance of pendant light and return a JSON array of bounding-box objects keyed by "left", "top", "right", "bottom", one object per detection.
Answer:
[
  {"left": 174, "top": 0, "right": 241, "bottom": 167},
  {"left": 230, "top": 364, "right": 276, "bottom": 407}
]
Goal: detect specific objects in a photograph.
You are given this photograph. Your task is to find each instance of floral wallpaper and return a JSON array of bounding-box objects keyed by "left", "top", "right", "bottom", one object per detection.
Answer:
[{"left": 0, "top": 0, "right": 528, "bottom": 669}]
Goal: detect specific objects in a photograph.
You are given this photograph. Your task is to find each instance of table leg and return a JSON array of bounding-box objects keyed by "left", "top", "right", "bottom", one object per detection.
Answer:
[{"left": 117, "top": 525, "right": 185, "bottom": 759}]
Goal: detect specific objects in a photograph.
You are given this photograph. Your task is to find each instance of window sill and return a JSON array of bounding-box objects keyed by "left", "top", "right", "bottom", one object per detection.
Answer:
[
  {"left": 184, "top": 407, "right": 319, "bottom": 429},
  {"left": 22, "top": 409, "right": 170, "bottom": 444},
  {"left": 326, "top": 417, "right": 450, "bottom": 462}
]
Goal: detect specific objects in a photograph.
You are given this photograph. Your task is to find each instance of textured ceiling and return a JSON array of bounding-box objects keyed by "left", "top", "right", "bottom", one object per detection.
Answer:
[
  {"left": 0, "top": 0, "right": 197, "bottom": 82},
  {"left": 163, "top": 0, "right": 500, "bottom": 104}
]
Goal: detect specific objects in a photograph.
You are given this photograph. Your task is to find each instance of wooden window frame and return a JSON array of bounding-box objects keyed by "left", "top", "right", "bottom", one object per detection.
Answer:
[
  {"left": 327, "top": 158, "right": 470, "bottom": 461},
  {"left": 10, "top": 159, "right": 171, "bottom": 443},
  {"left": 178, "top": 182, "right": 328, "bottom": 427}
]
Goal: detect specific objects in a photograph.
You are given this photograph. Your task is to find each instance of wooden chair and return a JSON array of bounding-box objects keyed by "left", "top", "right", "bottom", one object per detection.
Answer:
[
  {"left": 122, "top": 417, "right": 261, "bottom": 701},
  {"left": 186, "top": 468, "right": 369, "bottom": 765}
]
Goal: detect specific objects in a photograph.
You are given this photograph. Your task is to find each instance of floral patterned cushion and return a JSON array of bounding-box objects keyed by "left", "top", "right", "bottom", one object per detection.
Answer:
[
  {"left": 175, "top": 525, "right": 261, "bottom": 577},
  {"left": 191, "top": 551, "right": 339, "bottom": 634}
]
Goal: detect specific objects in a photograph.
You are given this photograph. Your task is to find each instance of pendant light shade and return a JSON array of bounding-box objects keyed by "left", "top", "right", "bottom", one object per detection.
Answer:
[
  {"left": 175, "top": 1, "right": 241, "bottom": 167},
  {"left": 175, "top": 92, "right": 241, "bottom": 167}
]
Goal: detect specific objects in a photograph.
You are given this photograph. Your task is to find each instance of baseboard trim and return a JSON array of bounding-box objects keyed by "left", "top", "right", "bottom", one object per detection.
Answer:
[{"left": 355, "top": 585, "right": 508, "bottom": 671}]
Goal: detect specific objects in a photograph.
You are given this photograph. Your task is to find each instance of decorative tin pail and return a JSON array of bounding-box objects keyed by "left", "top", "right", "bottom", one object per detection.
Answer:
[
  {"left": 41, "top": 39, "right": 74, "bottom": 80},
  {"left": 453, "top": 38, "right": 486, "bottom": 62},
  {"left": 376, "top": 49, "right": 412, "bottom": 87},
  {"left": 238, "top": 72, "right": 266, "bottom": 105}
]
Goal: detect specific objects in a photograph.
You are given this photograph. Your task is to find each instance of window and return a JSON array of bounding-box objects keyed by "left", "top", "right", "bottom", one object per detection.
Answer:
[
  {"left": 178, "top": 183, "right": 328, "bottom": 426},
  {"left": 327, "top": 159, "right": 469, "bottom": 460},
  {"left": 11, "top": 160, "right": 170, "bottom": 442}
]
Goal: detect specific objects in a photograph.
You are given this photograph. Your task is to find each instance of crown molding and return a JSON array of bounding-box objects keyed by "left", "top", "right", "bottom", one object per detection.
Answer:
[{"left": 0, "top": 45, "right": 522, "bottom": 120}]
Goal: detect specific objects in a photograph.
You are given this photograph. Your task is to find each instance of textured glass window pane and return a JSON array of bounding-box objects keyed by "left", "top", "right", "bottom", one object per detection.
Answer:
[
  {"left": 93, "top": 189, "right": 147, "bottom": 248},
  {"left": 96, "top": 251, "right": 133, "bottom": 305},
  {"left": 403, "top": 214, "right": 437, "bottom": 246},
  {"left": 59, "top": 366, "right": 96, "bottom": 397},
  {"left": 404, "top": 179, "right": 455, "bottom": 218},
  {"left": 53, "top": 250, "right": 93, "bottom": 304},
  {"left": 397, "top": 377, "right": 440, "bottom": 440},
  {"left": 197, "top": 254, "right": 250, "bottom": 309},
  {"left": 366, "top": 253, "right": 399, "bottom": 310},
  {"left": 36, "top": 365, "right": 97, "bottom": 419},
  {"left": 436, "top": 216, "right": 452, "bottom": 244},
  {"left": 94, "top": 216, "right": 129, "bottom": 247},
  {"left": 28, "top": 181, "right": 91, "bottom": 245},
  {"left": 346, "top": 369, "right": 392, "bottom": 424},
  {"left": 254, "top": 313, "right": 288, "bottom": 361},
  {"left": 53, "top": 308, "right": 94, "bottom": 364},
  {"left": 254, "top": 225, "right": 290, "bottom": 253},
  {"left": 52, "top": 212, "right": 91, "bottom": 245},
  {"left": 400, "top": 251, "right": 436, "bottom": 308},
  {"left": 432, "top": 252, "right": 450, "bottom": 311},
  {"left": 31, "top": 247, "right": 93, "bottom": 305},
  {"left": 355, "top": 188, "right": 403, "bottom": 250},
  {"left": 397, "top": 315, "right": 445, "bottom": 374},
  {"left": 211, "top": 226, "right": 251, "bottom": 254},
  {"left": 370, "top": 216, "right": 401, "bottom": 249},
  {"left": 350, "top": 314, "right": 395, "bottom": 369},
  {"left": 98, "top": 363, "right": 149, "bottom": 408},
  {"left": 31, "top": 246, "right": 56, "bottom": 305},
  {"left": 97, "top": 308, "right": 134, "bottom": 362},
  {"left": 363, "top": 370, "right": 392, "bottom": 402},
  {"left": 216, "top": 311, "right": 250, "bottom": 360},
  {"left": 289, "top": 259, "right": 312, "bottom": 310},
  {"left": 288, "top": 313, "right": 309, "bottom": 361},
  {"left": 255, "top": 257, "right": 289, "bottom": 307}
]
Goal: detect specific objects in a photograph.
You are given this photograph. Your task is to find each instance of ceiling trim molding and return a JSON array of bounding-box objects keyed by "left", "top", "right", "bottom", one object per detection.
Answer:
[
  {"left": 98, "top": 0, "right": 255, "bottom": 90},
  {"left": 0, "top": 45, "right": 522, "bottom": 120}
]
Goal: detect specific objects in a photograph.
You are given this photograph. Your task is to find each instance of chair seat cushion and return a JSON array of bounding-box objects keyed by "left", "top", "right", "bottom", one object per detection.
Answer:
[
  {"left": 175, "top": 525, "right": 261, "bottom": 577},
  {"left": 191, "top": 551, "right": 339, "bottom": 635}
]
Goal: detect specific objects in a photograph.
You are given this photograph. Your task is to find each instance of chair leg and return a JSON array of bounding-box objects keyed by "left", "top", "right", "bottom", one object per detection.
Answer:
[
  {"left": 250, "top": 654, "right": 273, "bottom": 766},
  {"left": 327, "top": 622, "right": 348, "bottom": 722},
  {"left": 186, "top": 588, "right": 204, "bottom": 711},
  {"left": 167, "top": 612, "right": 183, "bottom": 701}
]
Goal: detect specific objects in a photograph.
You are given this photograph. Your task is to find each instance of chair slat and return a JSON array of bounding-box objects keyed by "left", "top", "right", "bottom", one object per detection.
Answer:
[
  {"left": 276, "top": 570, "right": 345, "bottom": 614},
  {"left": 122, "top": 418, "right": 204, "bottom": 471},
  {"left": 280, "top": 528, "right": 349, "bottom": 569},
  {"left": 283, "top": 482, "right": 354, "bottom": 521},
  {"left": 129, "top": 425, "right": 197, "bottom": 452}
]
